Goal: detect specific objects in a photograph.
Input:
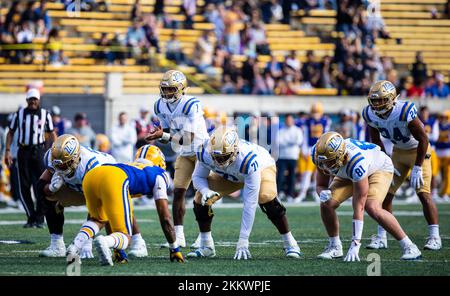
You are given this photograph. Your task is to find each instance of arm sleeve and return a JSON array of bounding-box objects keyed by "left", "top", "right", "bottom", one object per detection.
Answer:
[
  {"left": 153, "top": 175, "right": 169, "bottom": 200},
  {"left": 239, "top": 170, "right": 261, "bottom": 241},
  {"left": 192, "top": 162, "right": 211, "bottom": 196}
]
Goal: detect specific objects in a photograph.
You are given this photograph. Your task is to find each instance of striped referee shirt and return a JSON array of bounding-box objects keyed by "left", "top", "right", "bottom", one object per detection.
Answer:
[{"left": 9, "top": 107, "right": 54, "bottom": 146}]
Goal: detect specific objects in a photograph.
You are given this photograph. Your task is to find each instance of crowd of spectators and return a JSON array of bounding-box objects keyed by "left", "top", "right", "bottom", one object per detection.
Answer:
[{"left": 1, "top": 0, "right": 449, "bottom": 98}]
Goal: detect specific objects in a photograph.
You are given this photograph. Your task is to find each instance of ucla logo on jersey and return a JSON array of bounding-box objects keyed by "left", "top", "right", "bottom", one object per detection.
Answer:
[
  {"left": 383, "top": 82, "right": 395, "bottom": 92},
  {"left": 64, "top": 139, "right": 78, "bottom": 156},
  {"left": 328, "top": 137, "right": 342, "bottom": 152}
]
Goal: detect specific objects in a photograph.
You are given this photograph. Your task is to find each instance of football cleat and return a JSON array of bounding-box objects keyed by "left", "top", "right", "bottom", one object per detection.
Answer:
[
  {"left": 285, "top": 246, "right": 302, "bottom": 258},
  {"left": 186, "top": 246, "right": 216, "bottom": 258},
  {"left": 366, "top": 235, "right": 388, "bottom": 249},
  {"left": 401, "top": 244, "right": 422, "bottom": 260},
  {"left": 128, "top": 237, "right": 148, "bottom": 258},
  {"left": 113, "top": 249, "right": 129, "bottom": 264},
  {"left": 170, "top": 247, "right": 185, "bottom": 263},
  {"left": 39, "top": 242, "right": 66, "bottom": 258},
  {"left": 190, "top": 233, "right": 202, "bottom": 249},
  {"left": 66, "top": 243, "right": 81, "bottom": 265},
  {"left": 317, "top": 243, "right": 343, "bottom": 260},
  {"left": 94, "top": 235, "right": 114, "bottom": 266},
  {"left": 424, "top": 236, "right": 442, "bottom": 251}
]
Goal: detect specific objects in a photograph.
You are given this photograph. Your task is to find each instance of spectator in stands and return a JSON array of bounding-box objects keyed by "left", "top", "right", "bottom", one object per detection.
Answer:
[
  {"left": 142, "top": 14, "right": 160, "bottom": 54},
  {"left": 265, "top": 55, "right": 283, "bottom": 79},
  {"left": 50, "top": 106, "right": 68, "bottom": 136},
  {"left": 250, "top": 19, "right": 270, "bottom": 55},
  {"left": 426, "top": 73, "right": 450, "bottom": 99},
  {"left": 110, "top": 112, "right": 137, "bottom": 163},
  {"left": 252, "top": 70, "right": 272, "bottom": 95},
  {"left": 224, "top": 3, "right": 243, "bottom": 55},
  {"left": 193, "top": 30, "right": 214, "bottom": 73},
  {"left": 204, "top": 3, "right": 225, "bottom": 43},
  {"left": 182, "top": 0, "right": 196, "bottom": 29},
  {"left": 154, "top": 0, "right": 165, "bottom": 19},
  {"left": 66, "top": 113, "right": 96, "bottom": 148},
  {"left": 241, "top": 56, "right": 257, "bottom": 93},
  {"left": 134, "top": 106, "right": 154, "bottom": 149},
  {"left": 165, "top": 32, "right": 185, "bottom": 65},
  {"left": 16, "top": 21, "right": 35, "bottom": 64},
  {"left": 366, "top": 2, "right": 389, "bottom": 39},
  {"left": 21, "top": 1, "right": 37, "bottom": 25},
  {"left": 301, "top": 50, "right": 320, "bottom": 83},
  {"left": 126, "top": 19, "right": 146, "bottom": 59},
  {"left": 92, "top": 32, "right": 114, "bottom": 64},
  {"left": 221, "top": 74, "right": 236, "bottom": 94},
  {"left": 45, "top": 27, "right": 67, "bottom": 65},
  {"left": 319, "top": 55, "right": 333, "bottom": 88},
  {"left": 111, "top": 32, "right": 126, "bottom": 65},
  {"left": 33, "top": 0, "right": 51, "bottom": 31},
  {"left": 276, "top": 114, "right": 303, "bottom": 202},
  {"left": 131, "top": 0, "right": 142, "bottom": 20},
  {"left": 411, "top": 51, "right": 428, "bottom": 86},
  {"left": 34, "top": 18, "right": 47, "bottom": 38}
]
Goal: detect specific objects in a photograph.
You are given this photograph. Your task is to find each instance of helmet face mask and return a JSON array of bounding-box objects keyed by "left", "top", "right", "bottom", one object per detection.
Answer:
[{"left": 159, "top": 70, "right": 187, "bottom": 104}]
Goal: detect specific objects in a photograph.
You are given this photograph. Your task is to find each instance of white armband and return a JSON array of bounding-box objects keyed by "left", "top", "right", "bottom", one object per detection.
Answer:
[{"left": 160, "top": 132, "right": 171, "bottom": 143}]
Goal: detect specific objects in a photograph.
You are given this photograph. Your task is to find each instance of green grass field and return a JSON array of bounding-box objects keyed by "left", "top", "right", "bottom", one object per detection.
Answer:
[{"left": 0, "top": 203, "right": 449, "bottom": 276}]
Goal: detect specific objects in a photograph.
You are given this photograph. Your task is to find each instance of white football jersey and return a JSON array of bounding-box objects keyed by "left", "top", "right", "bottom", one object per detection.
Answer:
[
  {"left": 313, "top": 138, "right": 394, "bottom": 182},
  {"left": 45, "top": 146, "right": 116, "bottom": 193},
  {"left": 195, "top": 139, "right": 275, "bottom": 183},
  {"left": 154, "top": 96, "right": 209, "bottom": 156},
  {"left": 362, "top": 100, "right": 419, "bottom": 150}
]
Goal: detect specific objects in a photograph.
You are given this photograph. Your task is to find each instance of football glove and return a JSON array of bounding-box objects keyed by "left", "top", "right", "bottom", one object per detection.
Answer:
[
  {"left": 410, "top": 165, "right": 424, "bottom": 189},
  {"left": 49, "top": 173, "right": 64, "bottom": 193},
  {"left": 234, "top": 239, "right": 251, "bottom": 260},
  {"left": 319, "top": 190, "right": 332, "bottom": 203},
  {"left": 201, "top": 190, "right": 220, "bottom": 206},
  {"left": 80, "top": 238, "right": 94, "bottom": 259},
  {"left": 170, "top": 247, "right": 185, "bottom": 263},
  {"left": 344, "top": 241, "right": 361, "bottom": 262}
]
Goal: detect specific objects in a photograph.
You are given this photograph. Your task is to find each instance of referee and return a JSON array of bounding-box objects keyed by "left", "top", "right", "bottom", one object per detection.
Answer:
[{"left": 4, "top": 89, "right": 57, "bottom": 228}]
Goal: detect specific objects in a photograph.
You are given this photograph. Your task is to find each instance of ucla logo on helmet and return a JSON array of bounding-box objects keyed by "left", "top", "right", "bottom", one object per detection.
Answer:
[
  {"left": 64, "top": 139, "right": 77, "bottom": 155},
  {"left": 224, "top": 132, "right": 237, "bottom": 146},
  {"left": 382, "top": 82, "right": 395, "bottom": 92},
  {"left": 328, "top": 137, "right": 342, "bottom": 152},
  {"left": 172, "top": 72, "right": 184, "bottom": 83}
]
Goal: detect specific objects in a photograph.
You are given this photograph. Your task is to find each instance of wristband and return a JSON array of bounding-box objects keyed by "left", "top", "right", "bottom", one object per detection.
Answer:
[{"left": 160, "top": 132, "right": 171, "bottom": 143}]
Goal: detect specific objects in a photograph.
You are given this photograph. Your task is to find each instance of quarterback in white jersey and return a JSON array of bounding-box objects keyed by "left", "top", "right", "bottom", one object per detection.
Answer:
[
  {"left": 36, "top": 135, "right": 147, "bottom": 260},
  {"left": 187, "top": 127, "right": 301, "bottom": 260},
  {"left": 363, "top": 80, "right": 441, "bottom": 251},
  {"left": 146, "top": 70, "right": 209, "bottom": 248},
  {"left": 313, "top": 132, "right": 421, "bottom": 261}
]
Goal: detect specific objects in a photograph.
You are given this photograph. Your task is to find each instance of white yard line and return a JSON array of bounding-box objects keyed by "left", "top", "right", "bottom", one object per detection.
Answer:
[{"left": 0, "top": 218, "right": 154, "bottom": 226}]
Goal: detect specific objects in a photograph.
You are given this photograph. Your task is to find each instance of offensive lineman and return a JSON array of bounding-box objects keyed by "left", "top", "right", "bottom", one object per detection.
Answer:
[
  {"left": 362, "top": 80, "right": 441, "bottom": 250},
  {"left": 313, "top": 132, "right": 421, "bottom": 261},
  {"left": 146, "top": 70, "right": 209, "bottom": 248},
  {"left": 187, "top": 127, "right": 301, "bottom": 259}
]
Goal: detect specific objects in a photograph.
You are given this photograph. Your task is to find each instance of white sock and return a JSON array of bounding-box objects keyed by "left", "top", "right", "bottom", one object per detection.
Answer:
[
  {"left": 169, "top": 242, "right": 179, "bottom": 249},
  {"left": 105, "top": 232, "right": 129, "bottom": 250},
  {"left": 74, "top": 221, "right": 99, "bottom": 249},
  {"left": 399, "top": 236, "right": 413, "bottom": 250},
  {"left": 281, "top": 232, "right": 298, "bottom": 248},
  {"left": 174, "top": 225, "right": 185, "bottom": 238},
  {"left": 428, "top": 224, "right": 440, "bottom": 238},
  {"left": 132, "top": 233, "right": 143, "bottom": 242},
  {"left": 377, "top": 225, "right": 387, "bottom": 238},
  {"left": 300, "top": 172, "right": 312, "bottom": 196},
  {"left": 352, "top": 219, "right": 364, "bottom": 241},
  {"left": 200, "top": 232, "right": 213, "bottom": 247},
  {"left": 50, "top": 233, "right": 64, "bottom": 245},
  {"left": 329, "top": 236, "right": 342, "bottom": 246}
]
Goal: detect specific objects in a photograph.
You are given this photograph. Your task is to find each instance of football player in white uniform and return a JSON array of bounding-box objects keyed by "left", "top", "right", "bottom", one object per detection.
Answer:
[
  {"left": 36, "top": 134, "right": 148, "bottom": 259},
  {"left": 186, "top": 127, "right": 301, "bottom": 260},
  {"left": 362, "top": 80, "right": 441, "bottom": 250},
  {"left": 314, "top": 132, "right": 421, "bottom": 261},
  {"left": 146, "top": 70, "right": 209, "bottom": 248}
]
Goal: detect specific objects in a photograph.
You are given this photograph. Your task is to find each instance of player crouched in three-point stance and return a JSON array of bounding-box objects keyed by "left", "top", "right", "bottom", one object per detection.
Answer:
[
  {"left": 363, "top": 80, "right": 441, "bottom": 250},
  {"left": 66, "top": 145, "right": 184, "bottom": 266},
  {"left": 38, "top": 135, "right": 148, "bottom": 259},
  {"left": 146, "top": 70, "right": 209, "bottom": 248},
  {"left": 314, "top": 132, "right": 422, "bottom": 261},
  {"left": 187, "top": 127, "right": 301, "bottom": 260}
]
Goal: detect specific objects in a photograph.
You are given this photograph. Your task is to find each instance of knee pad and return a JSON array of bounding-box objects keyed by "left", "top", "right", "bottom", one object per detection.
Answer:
[
  {"left": 193, "top": 201, "right": 214, "bottom": 223},
  {"left": 259, "top": 198, "right": 286, "bottom": 221}
]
